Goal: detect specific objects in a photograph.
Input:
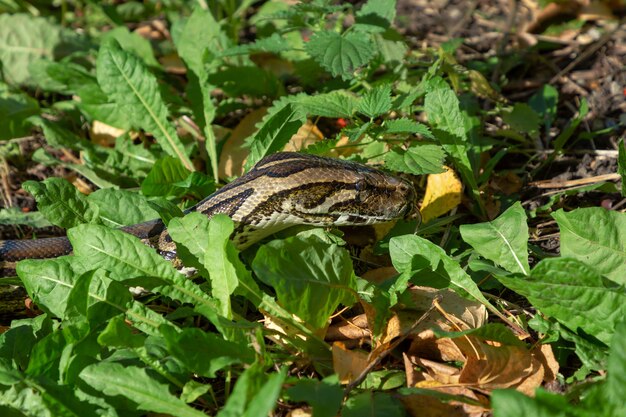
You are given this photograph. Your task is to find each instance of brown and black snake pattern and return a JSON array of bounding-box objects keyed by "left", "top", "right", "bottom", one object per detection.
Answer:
[{"left": 1, "top": 152, "right": 419, "bottom": 277}]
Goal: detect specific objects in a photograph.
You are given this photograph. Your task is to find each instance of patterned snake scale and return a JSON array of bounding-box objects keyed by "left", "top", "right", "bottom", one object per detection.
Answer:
[{"left": 0, "top": 152, "right": 419, "bottom": 277}]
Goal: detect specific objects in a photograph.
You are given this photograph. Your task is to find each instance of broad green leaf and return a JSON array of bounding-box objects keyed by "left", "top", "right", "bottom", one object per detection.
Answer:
[
  {"left": 98, "top": 315, "right": 145, "bottom": 349},
  {"left": 0, "top": 207, "right": 51, "bottom": 228},
  {"left": 424, "top": 84, "right": 480, "bottom": 211},
  {"left": 0, "top": 381, "right": 98, "bottom": 417},
  {"left": 0, "top": 14, "right": 83, "bottom": 85},
  {"left": 606, "top": 322, "right": 626, "bottom": 412},
  {"left": 553, "top": 208, "right": 626, "bottom": 284},
  {"left": 498, "top": 258, "right": 626, "bottom": 345},
  {"left": 298, "top": 91, "right": 360, "bottom": 118},
  {"left": 244, "top": 103, "right": 306, "bottom": 170},
  {"left": 28, "top": 116, "right": 91, "bottom": 151},
  {"left": 76, "top": 81, "right": 132, "bottom": 129},
  {"left": 79, "top": 362, "right": 207, "bottom": 417},
  {"left": 23, "top": 178, "right": 100, "bottom": 228},
  {"left": 552, "top": 99, "right": 588, "bottom": 153},
  {"left": 103, "top": 26, "right": 159, "bottom": 68},
  {"left": 0, "top": 85, "right": 39, "bottom": 140},
  {"left": 88, "top": 188, "right": 159, "bottom": 228},
  {"left": 503, "top": 103, "right": 540, "bottom": 138},
  {"left": 252, "top": 233, "right": 356, "bottom": 330},
  {"left": 358, "top": 84, "right": 392, "bottom": 118},
  {"left": 305, "top": 31, "right": 374, "bottom": 80},
  {"left": 618, "top": 139, "right": 626, "bottom": 197},
  {"left": 216, "top": 362, "right": 265, "bottom": 417},
  {"left": 96, "top": 40, "right": 193, "bottom": 171},
  {"left": 343, "top": 392, "right": 405, "bottom": 417},
  {"left": 492, "top": 389, "right": 571, "bottom": 417},
  {"left": 287, "top": 378, "right": 343, "bottom": 417},
  {"left": 141, "top": 156, "right": 192, "bottom": 197},
  {"left": 528, "top": 85, "right": 558, "bottom": 132},
  {"left": 383, "top": 118, "right": 433, "bottom": 138},
  {"left": 16, "top": 257, "right": 168, "bottom": 335},
  {"left": 29, "top": 60, "right": 95, "bottom": 94},
  {"left": 460, "top": 202, "right": 530, "bottom": 275},
  {"left": 175, "top": 8, "right": 226, "bottom": 181},
  {"left": 241, "top": 368, "right": 287, "bottom": 417},
  {"left": 212, "top": 66, "right": 282, "bottom": 98},
  {"left": 218, "top": 33, "right": 290, "bottom": 57},
  {"left": 67, "top": 224, "right": 221, "bottom": 325},
  {"left": 169, "top": 213, "right": 246, "bottom": 318},
  {"left": 384, "top": 143, "right": 445, "bottom": 175},
  {"left": 161, "top": 326, "right": 254, "bottom": 378},
  {"left": 356, "top": 0, "right": 397, "bottom": 30},
  {"left": 389, "top": 235, "right": 494, "bottom": 309}
]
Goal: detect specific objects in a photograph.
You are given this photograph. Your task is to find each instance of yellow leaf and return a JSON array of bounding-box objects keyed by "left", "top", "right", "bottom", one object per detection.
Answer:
[{"left": 420, "top": 167, "right": 462, "bottom": 223}]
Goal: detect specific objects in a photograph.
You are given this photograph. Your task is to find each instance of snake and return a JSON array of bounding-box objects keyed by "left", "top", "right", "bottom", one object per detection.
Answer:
[{"left": 0, "top": 152, "right": 419, "bottom": 278}]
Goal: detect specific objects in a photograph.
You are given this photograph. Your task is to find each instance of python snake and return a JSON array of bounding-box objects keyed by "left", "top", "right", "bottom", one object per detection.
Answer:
[{"left": 1, "top": 152, "right": 419, "bottom": 277}]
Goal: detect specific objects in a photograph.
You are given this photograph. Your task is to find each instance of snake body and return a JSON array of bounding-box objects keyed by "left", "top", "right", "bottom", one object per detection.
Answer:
[{"left": 0, "top": 152, "right": 418, "bottom": 277}]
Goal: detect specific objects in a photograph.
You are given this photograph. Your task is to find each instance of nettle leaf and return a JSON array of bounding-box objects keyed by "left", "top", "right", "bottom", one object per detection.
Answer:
[
  {"left": 79, "top": 362, "right": 207, "bottom": 417},
  {"left": 358, "top": 84, "right": 392, "bottom": 118},
  {"left": 0, "top": 85, "right": 39, "bottom": 140},
  {"left": 218, "top": 33, "right": 290, "bottom": 57},
  {"left": 384, "top": 143, "right": 445, "bottom": 175},
  {"left": 141, "top": 156, "right": 192, "bottom": 197},
  {"left": 252, "top": 233, "right": 357, "bottom": 330},
  {"left": 245, "top": 103, "right": 306, "bottom": 170},
  {"left": 498, "top": 258, "right": 626, "bottom": 346},
  {"left": 460, "top": 202, "right": 530, "bottom": 275},
  {"left": 96, "top": 40, "right": 193, "bottom": 171},
  {"left": 0, "top": 14, "right": 85, "bottom": 85},
  {"left": 22, "top": 178, "right": 100, "bottom": 228},
  {"left": 383, "top": 118, "right": 433, "bottom": 138},
  {"left": 553, "top": 208, "right": 626, "bottom": 284},
  {"left": 88, "top": 189, "right": 159, "bottom": 228},
  {"left": 161, "top": 327, "right": 254, "bottom": 378},
  {"left": 305, "top": 31, "right": 374, "bottom": 80},
  {"left": 298, "top": 91, "right": 360, "bottom": 118}
]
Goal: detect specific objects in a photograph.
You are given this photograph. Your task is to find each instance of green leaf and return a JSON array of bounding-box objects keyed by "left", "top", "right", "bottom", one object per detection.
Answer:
[
  {"left": 389, "top": 235, "right": 494, "bottom": 309},
  {"left": 79, "top": 362, "right": 207, "bottom": 417},
  {"left": 252, "top": 233, "right": 357, "bottom": 330},
  {"left": 343, "top": 392, "right": 405, "bottom": 417},
  {"left": 22, "top": 178, "right": 100, "bottom": 228},
  {"left": 424, "top": 84, "right": 480, "bottom": 212},
  {"left": 358, "top": 84, "right": 392, "bottom": 118},
  {"left": 0, "top": 207, "right": 51, "bottom": 228},
  {"left": 287, "top": 378, "right": 343, "bottom": 417},
  {"left": 528, "top": 85, "right": 558, "bottom": 131},
  {"left": 244, "top": 103, "right": 306, "bottom": 170},
  {"left": 98, "top": 315, "right": 145, "bottom": 349},
  {"left": 383, "top": 143, "right": 445, "bottom": 175},
  {"left": 305, "top": 31, "right": 374, "bottom": 80},
  {"left": 356, "top": 0, "right": 397, "bottom": 30},
  {"left": 552, "top": 208, "right": 626, "bottom": 284},
  {"left": 552, "top": 99, "right": 588, "bottom": 153},
  {"left": 141, "top": 156, "right": 192, "bottom": 197},
  {"left": 103, "top": 26, "right": 159, "bottom": 68},
  {"left": 298, "top": 91, "right": 360, "bottom": 118},
  {"left": 212, "top": 66, "right": 282, "bottom": 99},
  {"left": 17, "top": 257, "right": 168, "bottom": 335},
  {"left": 76, "top": 81, "right": 132, "bottom": 129},
  {"left": 241, "top": 368, "right": 287, "bottom": 417},
  {"left": 96, "top": 40, "right": 193, "bottom": 171},
  {"left": 0, "top": 14, "right": 83, "bottom": 85},
  {"left": 503, "top": 103, "right": 540, "bottom": 137},
  {"left": 218, "top": 33, "right": 290, "bottom": 57},
  {"left": 492, "top": 389, "right": 571, "bottom": 417},
  {"left": 618, "top": 139, "right": 626, "bottom": 197},
  {"left": 0, "top": 85, "right": 39, "bottom": 140},
  {"left": 383, "top": 118, "right": 433, "bottom": 138},
  {"left": 498, "top": 258, "right": 626, "bottom": 345},
  {"left": 606, "top": 322, "right": 626, "bottom": 412},
  {"left": 88, "top": 188, "right": 159, "bottom": 228},
  {"left": 434, "top": 323, "right": 526, "bottom": 348},
  {"left": 460, "top": 202, "right": 530, "bottom": 275},
  {"left": 161, "top": 327, "right": 254, "bottom": 378},
  {"left": 67, "top": 224, "right": 221, "bottom": 325}
]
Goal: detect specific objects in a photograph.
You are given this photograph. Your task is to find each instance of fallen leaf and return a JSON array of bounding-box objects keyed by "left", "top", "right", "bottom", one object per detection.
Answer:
[
  {"left": 89, "top": 120, "right": 125, "bottom": 147},
  {"left": 420, "top": 167, "right": 462, "bottom": 223},
  {"left": 219, "top": 107, "right": 268, "bottom": 178},
  {"left": 332, "top": 342, "right": 369, "bottom": 384}
]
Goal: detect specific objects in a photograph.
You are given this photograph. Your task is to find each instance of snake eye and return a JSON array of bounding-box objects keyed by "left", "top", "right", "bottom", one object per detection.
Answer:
[{"left": 354, "top": 179, "right": 366, "bottom": 203}]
